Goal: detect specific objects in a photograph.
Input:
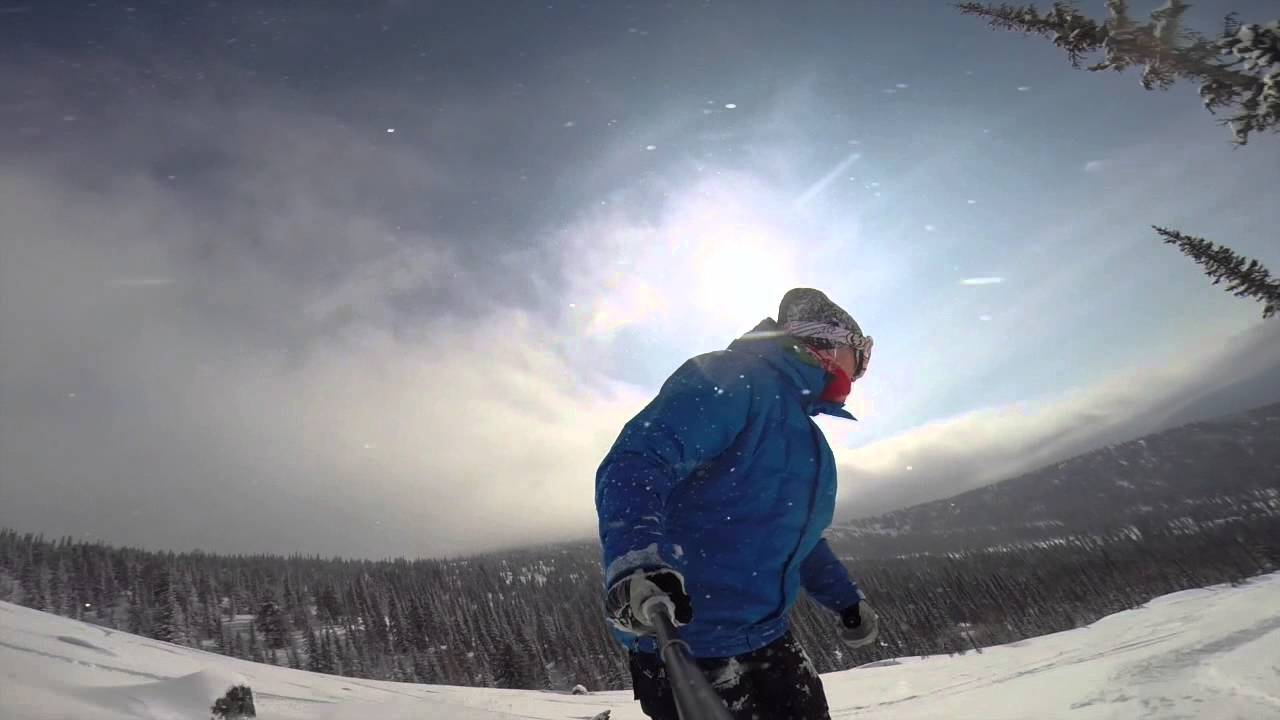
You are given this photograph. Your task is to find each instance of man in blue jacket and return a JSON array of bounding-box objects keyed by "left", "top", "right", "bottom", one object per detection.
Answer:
[{"left": 596, "top": 288, "right": 879, "bottom": 720}]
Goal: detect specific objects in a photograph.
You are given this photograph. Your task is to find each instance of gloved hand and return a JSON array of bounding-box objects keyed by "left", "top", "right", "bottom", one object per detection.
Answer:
[
  {"left": 840, "top": 600, "right": 879, "bottom": 648},
  {"left": 605, "top": 568, "right": 693, "bottom": 636}
]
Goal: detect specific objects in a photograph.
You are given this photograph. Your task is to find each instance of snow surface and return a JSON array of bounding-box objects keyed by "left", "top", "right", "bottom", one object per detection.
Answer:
[{"left": 3, "top": 574, "right": 1280, "bottom": 719}]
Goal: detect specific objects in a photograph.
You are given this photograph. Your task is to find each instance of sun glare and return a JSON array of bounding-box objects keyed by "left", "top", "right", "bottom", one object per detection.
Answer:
[{"left": 691, "top": 236, "right": 792, "bottom": 326}]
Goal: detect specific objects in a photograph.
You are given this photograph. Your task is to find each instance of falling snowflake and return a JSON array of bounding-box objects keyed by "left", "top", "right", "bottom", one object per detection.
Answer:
[
  {"left": 563, "top": 121, "right": 576, "bottom": 128},
  {"left": 1017, "top": 86, "right": 1031, "bottom": 92},
  {"left": 723, "top": 103, "right": 737, "bottom": 109},
  {"left": 386, "top": 128, "right": 395, "bottom": 133},
  {"left": 924, "top": 224, "right": 936, "bottom": 232},
  {"left": 645, "top": 144, "right": 657, "bottom": 151}
]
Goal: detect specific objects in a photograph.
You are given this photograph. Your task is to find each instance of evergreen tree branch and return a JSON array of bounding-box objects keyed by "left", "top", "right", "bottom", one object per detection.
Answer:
[
  {"left": 955, "top": 2, "right": 1108, "bottom": 66},
  {"left": 955, "top": 2, "right": 1280, "bottom": 144},
  {"left": 1155, "top": 226, "right": 1279, "bottom": 319}
]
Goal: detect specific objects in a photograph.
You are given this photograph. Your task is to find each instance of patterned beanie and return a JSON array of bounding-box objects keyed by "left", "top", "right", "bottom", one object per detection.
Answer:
[{"left": 777, "top": 288, "right": 866, "bottom": 350}]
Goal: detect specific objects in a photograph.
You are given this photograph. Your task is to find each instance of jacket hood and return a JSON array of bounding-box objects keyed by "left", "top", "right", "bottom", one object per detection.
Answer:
[{"left": 728, "top": 318, "right": 856, "bottom": 421}]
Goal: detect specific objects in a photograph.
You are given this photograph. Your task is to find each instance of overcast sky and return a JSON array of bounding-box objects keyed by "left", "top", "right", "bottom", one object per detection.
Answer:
[{"left": 2, "top": 1, "right": 1278, "bottom": 559}]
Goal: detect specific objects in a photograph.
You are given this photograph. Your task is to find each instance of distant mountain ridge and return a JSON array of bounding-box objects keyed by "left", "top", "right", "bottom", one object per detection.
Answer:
[
  {"left": 835, "top": 321, "right": 1280, "bottom": 521},
  {"left": 830, "top": 401, "right": 1280, "bottom": 557}
]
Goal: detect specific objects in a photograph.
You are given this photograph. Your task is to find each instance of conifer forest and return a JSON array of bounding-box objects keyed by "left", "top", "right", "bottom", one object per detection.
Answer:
[{"left": 3, "top": 404, "right": 1278, "bottom": 692}]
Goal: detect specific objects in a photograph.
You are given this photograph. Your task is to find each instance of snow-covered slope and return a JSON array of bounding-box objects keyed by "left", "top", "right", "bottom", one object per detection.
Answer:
[{"left": 3, "top": 574, "right": 1280, "bottom": 719}]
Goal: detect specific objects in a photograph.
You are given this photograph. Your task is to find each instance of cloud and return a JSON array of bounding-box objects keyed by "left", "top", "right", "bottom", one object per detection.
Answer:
[
  {"left": 0, "top": 60, "right": 643, "bottom": 559},
  {"left": 5, "top": 22, "right": 1277, "bottom": 562},
  {"left": 0, "top": 50, "right": 900, "bottom": 560},
  {"left": 834, "top": 319, "right": 1280, "bottom": 517},
  {"left": 0, "top": 163, "right": 644, "bottom": 557},
  {"left": 560, "top": 175, "right": 822, "bottom": 346}
]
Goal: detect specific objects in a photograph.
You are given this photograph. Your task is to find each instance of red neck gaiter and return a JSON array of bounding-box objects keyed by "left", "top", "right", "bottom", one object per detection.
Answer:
[
  {"left": 803, "top": 348, "right": 852, "bottom": 404},
  {"left": 820, "top": 363, "right": 852, "bottom": 404}
]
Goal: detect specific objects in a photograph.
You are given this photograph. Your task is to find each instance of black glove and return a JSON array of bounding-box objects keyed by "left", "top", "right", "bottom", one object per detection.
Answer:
[
  {"left": 605, "top": 568, "right": 693, "bottom": 635},
  {"left": 840, "top": 601, "right": 879, "bottom": 648}
]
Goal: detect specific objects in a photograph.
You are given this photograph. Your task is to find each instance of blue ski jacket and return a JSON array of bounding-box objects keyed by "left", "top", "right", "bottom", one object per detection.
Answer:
[{"left": 596, "top": 318, "right": 862, "bottom": 658}]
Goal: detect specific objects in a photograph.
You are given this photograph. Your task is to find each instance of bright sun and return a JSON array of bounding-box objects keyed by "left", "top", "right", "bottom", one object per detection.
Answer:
[{"left": 691, "top": 235, "right": 794, "bottom": 325}]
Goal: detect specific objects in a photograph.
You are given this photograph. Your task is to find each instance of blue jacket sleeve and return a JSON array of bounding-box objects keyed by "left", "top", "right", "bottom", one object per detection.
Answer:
[
  {"left": 595, "top": 354, "right": 751, "bottom": 586},
  {"left": 799, "top": 538, "right": 862, "bottom": 612}
]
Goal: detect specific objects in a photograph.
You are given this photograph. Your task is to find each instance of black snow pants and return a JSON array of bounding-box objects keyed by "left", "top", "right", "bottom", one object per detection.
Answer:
[{"left": 628, "top": 632, "right": 831, "bottom": 720}]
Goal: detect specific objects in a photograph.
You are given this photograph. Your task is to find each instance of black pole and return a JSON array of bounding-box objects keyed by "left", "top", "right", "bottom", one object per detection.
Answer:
[{"left": 646, "top": 601, "right": 734, "bottom": 720}]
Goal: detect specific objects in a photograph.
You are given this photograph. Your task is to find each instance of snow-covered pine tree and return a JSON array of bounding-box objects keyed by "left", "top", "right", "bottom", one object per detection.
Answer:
[
  {"left": 46, "top": 556, "right": 68, "bottom": 617},
  {"left": 304, "top": 625, "right": 323, "bottom": 673},
  {"left": 286, "top": 640, "right": 303, "bottom": 670},
  {"left": 1154, "top": 227, "right": 1280, "bottom": 318},
  {"left": 247, "top": 621, "right": 264, "bottom": 663},
  {"left": 957, "top": 1, "right": 1279, "bottom": 318},
  {"left": 956, "top": 1, "right": 1279, "bottom": 143},
  {"left": 342, "top": 632, "right": 365, "bottom": 677},
  {"left": 18, "top": 556, "right": 47, "bottom": 611},
  {"left": 492, "top": 641, "right": 525, "bottom": 689},
  {"left": 233, "top": 627, "right": 249, "bottom": 660},
  {"left": 320, "top": 628, "right": 339, "bottom": 675},
  {"left": 210, "top": 684, "right": 256, "bottom": 719},
  {"left": 151, "top": 567, "right": 190, "bottom": 646},
  {"left": 255, "top": 598, "right": 290, "bottom": 650},
  {"left": 411, "top": 651, "right": 432, "bottom": 685}
]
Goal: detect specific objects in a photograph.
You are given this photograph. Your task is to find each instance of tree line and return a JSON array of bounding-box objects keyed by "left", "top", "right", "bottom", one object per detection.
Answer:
[
  {"left": 3, "top": 405, "right": 1277, "bottom": 690},
  {"left": 2, "top": 509, "right": 1277, "bottom": 691}
]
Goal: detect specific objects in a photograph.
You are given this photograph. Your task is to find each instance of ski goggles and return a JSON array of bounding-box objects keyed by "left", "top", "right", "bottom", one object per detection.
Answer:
[
  {"left": 780, "top": 320, "right": 874, "bottom": 380},
  {"left": 849, "top": 334, "right": 873, "bottom": 380},
  {"left": 824, "top": 335, "right": 873, "bottom": 381}
]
